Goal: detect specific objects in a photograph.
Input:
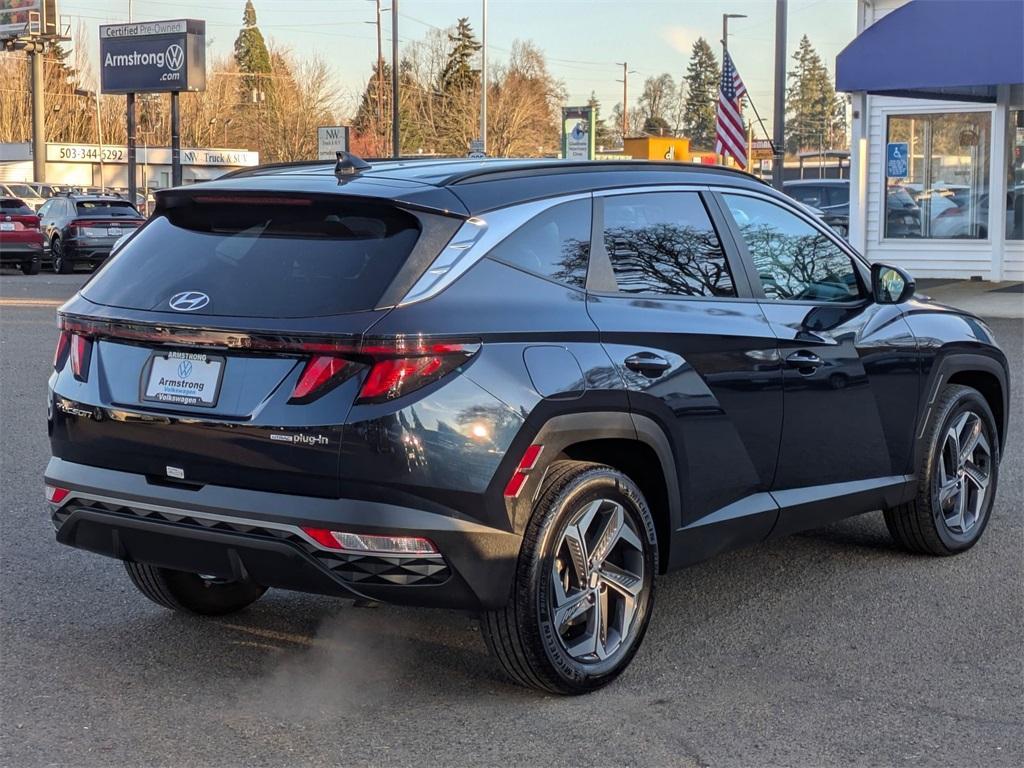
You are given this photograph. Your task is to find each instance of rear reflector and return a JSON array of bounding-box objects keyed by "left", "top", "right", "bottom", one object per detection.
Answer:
[
  {"left": 503, "top": 444, "right": 544, "bottom": 498},
  {"left": 300, "top": 527, "right": 438, "bottom": 555},
  {"left": 45, "top": 485, "right": 70, "bottom": 504}
]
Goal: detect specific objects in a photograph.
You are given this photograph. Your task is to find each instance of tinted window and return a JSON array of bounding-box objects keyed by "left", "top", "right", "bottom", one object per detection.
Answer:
[
  {"left": 83, "top": 196, "right": 422, "bottom": 318},
  {"left": 486, "top": 199, "right": 591, "bottom": 288},
  {"left": 826, "top": 185, "right": 849, "bottom": 206},
  {"left": 75, "top": 200, "right": 140, "bottom": 217},
  {"left": 603, "top": 192, "right": 735, "bottom": 297},
  {"left": 1, "top": 199, "right": 32, "bottom": 213},
  {"left": 787, "top": 186, "right": 823, "bottom": 207},
  {"left": 723, "top": 194, "right": 862, "bottom": 302}
]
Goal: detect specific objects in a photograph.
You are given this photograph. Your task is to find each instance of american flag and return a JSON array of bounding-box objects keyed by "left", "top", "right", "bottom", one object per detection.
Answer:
[{"left": 715, "top": 52, "right": 748, "bottom": 169}]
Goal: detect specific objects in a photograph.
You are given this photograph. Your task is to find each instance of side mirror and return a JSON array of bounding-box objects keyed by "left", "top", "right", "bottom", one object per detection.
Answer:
[{"left": 872, "top": 263, "right": 915, "bottom": 304}]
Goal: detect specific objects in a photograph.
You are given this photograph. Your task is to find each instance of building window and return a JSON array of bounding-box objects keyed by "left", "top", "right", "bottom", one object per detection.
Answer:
[
  {"left": 884, "top": 112, "right": 991, "bottom": 239},
  {"left": 1009, "top": 109, "right": 1023, "bottom": 240}
]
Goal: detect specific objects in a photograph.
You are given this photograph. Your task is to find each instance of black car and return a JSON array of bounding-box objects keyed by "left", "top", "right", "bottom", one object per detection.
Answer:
[
  {"left": 46, "top": 158, "right": 1009, "bottom": 695},
  {"left": 784, "top": 179, "right": 851, "bottom": 236},
  {"left": 37, "top": 194, "right": 144, "bottom": 273}
]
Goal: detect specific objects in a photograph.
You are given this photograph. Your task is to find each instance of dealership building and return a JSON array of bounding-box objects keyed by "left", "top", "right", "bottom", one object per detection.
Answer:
[
  {"left": 839, "top": 0, "right": 1023, "bottom": 282},
  {"left": 0, "top": 142, "right": 258, "bottom": 188}
]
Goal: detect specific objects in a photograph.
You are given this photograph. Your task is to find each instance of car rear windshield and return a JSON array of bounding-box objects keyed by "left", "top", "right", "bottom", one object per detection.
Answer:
[
  {"left": 75, "top": 200, "right": 140, "bottom": 217},
  {"left": 1, "top": 198, "right": 32, "bottom": 214},
  {"left": 81, "top": 195, "right": 422, "bottom": 317}
]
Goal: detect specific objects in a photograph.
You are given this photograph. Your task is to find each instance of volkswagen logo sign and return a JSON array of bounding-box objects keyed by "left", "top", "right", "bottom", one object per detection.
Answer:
[
  {"left": 169, "top": 291, "right": 210, "bottom": 312},
  {"left": 177, "top": 360, "right": 193, "bottom": 379},
  {"left": 165, "top": 43, "right": 185, "bottom": 72}
]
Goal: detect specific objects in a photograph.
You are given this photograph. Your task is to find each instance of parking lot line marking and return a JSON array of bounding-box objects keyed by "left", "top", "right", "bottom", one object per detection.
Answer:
[{"left": 0, "top": 299, "right": 64, "bottom": 307}]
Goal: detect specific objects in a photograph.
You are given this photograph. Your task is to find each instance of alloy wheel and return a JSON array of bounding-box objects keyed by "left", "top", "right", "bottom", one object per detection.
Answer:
[
  {"left": 937, "top": 410, "right": 992, "bottom": 535},
  {"left": 550, "top": 498, "right": 647, "bottom": 662}
]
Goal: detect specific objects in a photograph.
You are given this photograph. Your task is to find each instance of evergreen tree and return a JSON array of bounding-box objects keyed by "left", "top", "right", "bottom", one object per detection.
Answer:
[
  {"left": 439, "top": 17, "right": 481, "bottom": 93},
  {"left": 784, "top": 35, "right": 845, "bottom": 153},
  {"left": 681, "top": 38, "right": 720, "bottom": 150},
  {"left": 587, "top": 92, "right": 612, "bottom": 148},
  {"left": 234, "top": 1, "right": 272, "bottom": 100}
]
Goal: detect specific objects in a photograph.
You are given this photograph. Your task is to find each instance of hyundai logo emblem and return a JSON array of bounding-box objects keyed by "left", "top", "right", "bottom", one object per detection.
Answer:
[
  {"left": 165, "top": 43, "right": 185, "bottom": 72},
  {"left": 169, "top": 291, "right": 210, "bottom": 311}
]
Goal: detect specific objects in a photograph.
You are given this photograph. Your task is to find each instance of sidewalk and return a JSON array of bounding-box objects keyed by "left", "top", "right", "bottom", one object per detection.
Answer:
[{"left": 915, "top": 279, "right": 1023, "bottom": 320}]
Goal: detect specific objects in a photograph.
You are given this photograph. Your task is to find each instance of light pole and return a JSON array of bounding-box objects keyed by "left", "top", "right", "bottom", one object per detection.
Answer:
[
  {"left": 722, "top": 12, "right": 746, "bottom": 56},
  {"left": 773, "top": 0, "right": 788, "bottom": 190},
  {"left": 616, "top": 62, "right": 637, "bottom": 140},
  {"left": 391, "top": 0, "right": 400, "bottom": 158}
]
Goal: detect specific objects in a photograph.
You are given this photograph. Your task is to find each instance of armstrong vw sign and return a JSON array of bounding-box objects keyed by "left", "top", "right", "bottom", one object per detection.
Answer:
[{"left": 99, "top": 19, "right": 206, "bottom": 94}]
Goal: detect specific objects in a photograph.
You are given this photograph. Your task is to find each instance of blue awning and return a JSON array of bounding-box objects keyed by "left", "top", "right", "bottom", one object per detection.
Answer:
[{"left": 836, "top": 0, "right": 1024, "bottom": 101}]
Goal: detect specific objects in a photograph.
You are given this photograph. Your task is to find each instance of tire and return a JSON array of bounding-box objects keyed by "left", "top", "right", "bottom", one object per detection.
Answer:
[
  {"left": 52, "top": 237, "right": 73, "bottom": 274},
  {"left": 481, "top": 460, "right": 658, "bottom": 695},
  {"left": 20, "top": 259, "right": 40, "bottom": 275},
  {"left": 124, "top": 562, "right": 267, "bottom": 615},
  {"left": 884, "top": 384, "right": 1000, "bottom": 556}
]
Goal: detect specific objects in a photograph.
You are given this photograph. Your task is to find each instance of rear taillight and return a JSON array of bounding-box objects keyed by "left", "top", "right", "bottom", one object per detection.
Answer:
[
  {"left": 53, "top": 330, "right": 71, "bottom": 370},
  {"left": 70, "top": 334, "right": 92, "bottom": 381},
  {"left": 288, "top": 342, "right": 478, "bottom": 405},
  {"left": 289, "top": 356, "right": 353, "bottom": 403},
  {"left": 355, "top": 342, "right": 478, "bottom": 404}
]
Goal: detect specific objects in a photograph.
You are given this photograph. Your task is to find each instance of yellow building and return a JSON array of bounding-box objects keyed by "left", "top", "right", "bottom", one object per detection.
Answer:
[{"left": 621, "top": 136, "right": 718, "bottom": 164}]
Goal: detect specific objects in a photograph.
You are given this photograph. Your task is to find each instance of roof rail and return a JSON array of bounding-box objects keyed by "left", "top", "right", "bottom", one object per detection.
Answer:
[{"left": 440, "top": 160, "right": 767, "bottom": 186}]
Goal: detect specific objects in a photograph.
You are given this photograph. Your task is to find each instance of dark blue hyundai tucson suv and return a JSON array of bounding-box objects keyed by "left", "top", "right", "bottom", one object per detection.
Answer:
[{"left": 46, "top": 157, "right": 1009, "bottom": 694}]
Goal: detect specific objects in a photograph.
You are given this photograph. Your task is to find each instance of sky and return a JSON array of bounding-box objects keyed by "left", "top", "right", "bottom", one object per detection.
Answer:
[{"left": 56, "top": 0, "right": 857, "bottom": 134}]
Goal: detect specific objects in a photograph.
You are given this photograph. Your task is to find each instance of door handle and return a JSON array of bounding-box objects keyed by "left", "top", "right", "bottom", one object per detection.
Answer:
[
  {"left": 624, "top": 352, "right": 671, "bottom": 378},
  {"left": 785, "top": 350, "right": 824, "bottom": 374}
]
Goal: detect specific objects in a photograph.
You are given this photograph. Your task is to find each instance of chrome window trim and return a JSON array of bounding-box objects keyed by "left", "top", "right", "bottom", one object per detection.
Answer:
[
  {"left": 593, "top": 183, "right": 711, "bottom": 197},
  {"left": 398, "top": 192, "right": 591, "bottom": 306}
]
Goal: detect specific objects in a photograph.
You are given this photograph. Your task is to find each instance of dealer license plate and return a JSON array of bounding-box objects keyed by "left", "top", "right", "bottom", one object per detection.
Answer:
[{"left": 143, "top": 351, "right": 224, "bottom": 407}]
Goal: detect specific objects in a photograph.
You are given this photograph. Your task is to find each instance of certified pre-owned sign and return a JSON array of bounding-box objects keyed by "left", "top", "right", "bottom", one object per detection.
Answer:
[{"left": 99, "top": 19, "right": 206, "bottom": 94}]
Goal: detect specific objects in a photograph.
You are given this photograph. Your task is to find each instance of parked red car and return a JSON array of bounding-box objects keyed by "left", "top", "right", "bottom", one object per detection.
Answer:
[{"left": 0, "top": 197, "right": 43, "bottom": 274}]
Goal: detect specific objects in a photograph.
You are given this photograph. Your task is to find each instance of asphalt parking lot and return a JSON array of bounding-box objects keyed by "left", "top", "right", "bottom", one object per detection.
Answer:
[{"left": 1, "top": 271, "right": 1021, "bottom": 767}]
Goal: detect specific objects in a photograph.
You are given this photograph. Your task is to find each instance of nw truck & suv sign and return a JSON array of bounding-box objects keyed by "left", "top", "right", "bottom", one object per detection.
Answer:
[{"left": 99, "top": 19, "right": 205, "bottom": 94}]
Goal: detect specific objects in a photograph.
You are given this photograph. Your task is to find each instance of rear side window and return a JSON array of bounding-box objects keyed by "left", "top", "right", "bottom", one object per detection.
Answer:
[
  {"left": 603, "top": 192, "right": 736, "bottom": 297},
  {"left": 75, "top": 200, "right": 139, "bottom": 217},
  {"left": 82, "top": 195, "right": 422, "bottom": 317},
  {"left": 486, "top": 199, "right": 591, "bottom": 288},
  {"left": 787, "top": 186, "right": 823, "bottom": 207},
  {"left": 826, "top": 186, "right": 850, "bottom": 206}
]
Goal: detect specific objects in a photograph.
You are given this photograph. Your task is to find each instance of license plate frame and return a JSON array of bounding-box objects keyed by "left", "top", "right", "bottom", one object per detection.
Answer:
[
  {"left": 0, "top": 222, "right": 14, "bottom": 231},
  {"left": 142, "top": 351, "right": 225, "bottom": 408}
]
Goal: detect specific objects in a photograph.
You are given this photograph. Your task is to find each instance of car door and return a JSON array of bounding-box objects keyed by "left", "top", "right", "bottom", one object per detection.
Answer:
[
  {"left": 715, "top": 190, "right": 920, "bottom": 536},
  {"left": 585, "top": 188, "right": 784, "bottom": 566},
  {"left": 37, "top": 200, "right": 57, "bottom": 244}
]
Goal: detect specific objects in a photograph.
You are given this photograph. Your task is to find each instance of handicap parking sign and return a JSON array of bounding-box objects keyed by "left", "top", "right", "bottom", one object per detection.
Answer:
[{"left": 886, "top": 142, "right": 909, "bottom": 178}]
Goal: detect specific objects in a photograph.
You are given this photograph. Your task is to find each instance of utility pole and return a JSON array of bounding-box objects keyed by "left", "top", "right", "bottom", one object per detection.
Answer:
[
  {"left": 615, "top": 62, "right": 636, "bottom": 139},
  {"left": 391, "top": 0, "right": 399, "bottom": 158},
  {"left": 480, "top": 0, "right": 487, "bottom": 154},
  {"left": 772, "top": 0, "right": 788, "bottom": 190},
  {"left": 367, "top": 0, "right": 385, "bottom": 155}
]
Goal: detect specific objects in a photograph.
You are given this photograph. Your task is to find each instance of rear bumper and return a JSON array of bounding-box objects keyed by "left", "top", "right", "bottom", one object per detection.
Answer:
[
  {"left": 0, "top": 241, "right": 42, "bottom": 259},
  {"left": 63, "top": 241, "right": 113, "bottom": 262},
  {"left": 45, "top": 458, "right": 520, "bottom": 610}
]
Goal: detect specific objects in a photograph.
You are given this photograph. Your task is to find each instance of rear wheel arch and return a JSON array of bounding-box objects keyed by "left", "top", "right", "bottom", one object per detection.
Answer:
[{"left": 514, "top": 411, "right": 680, "bottom": 573}]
